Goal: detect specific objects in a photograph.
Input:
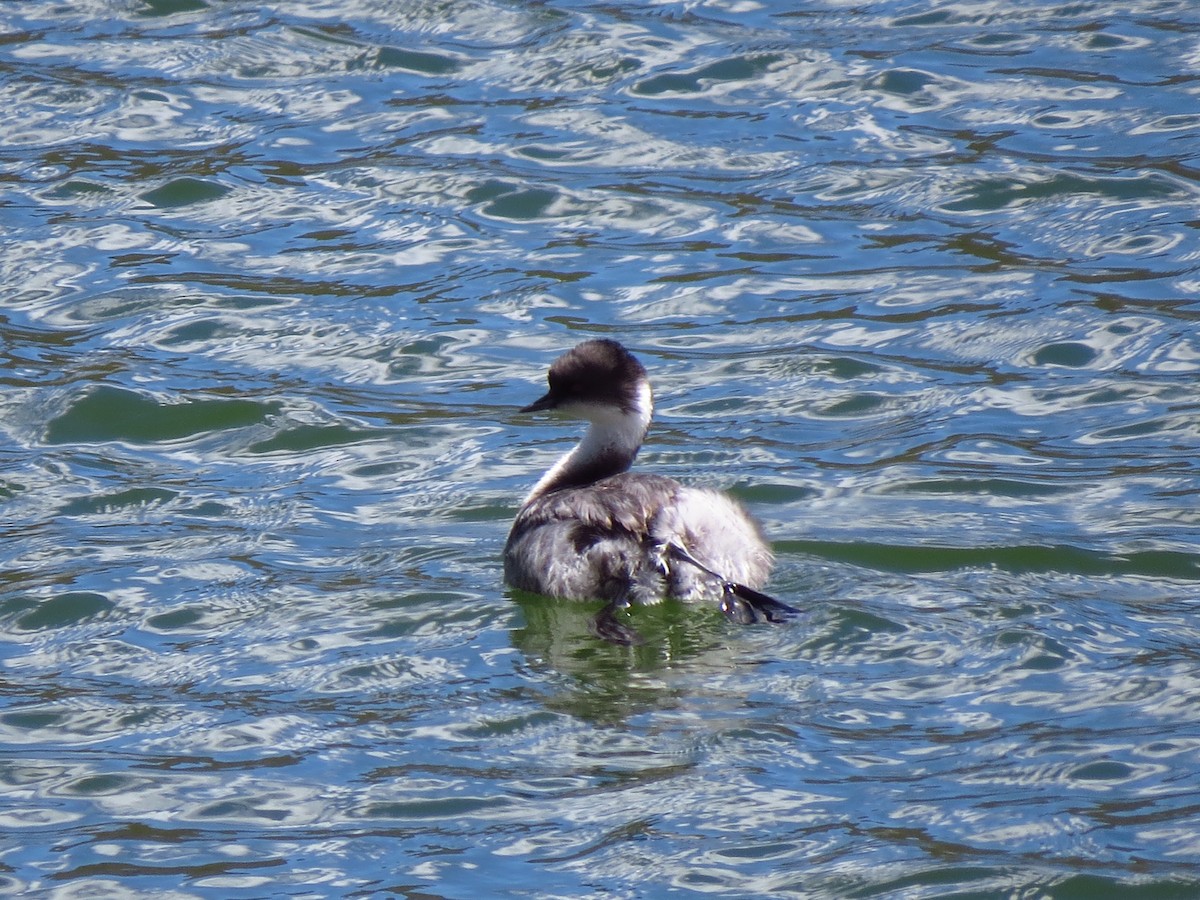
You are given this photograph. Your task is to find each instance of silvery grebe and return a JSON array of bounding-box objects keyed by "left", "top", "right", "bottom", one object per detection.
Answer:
[{"left": 504, "top": 339, "right": 795, "bottom": 644}]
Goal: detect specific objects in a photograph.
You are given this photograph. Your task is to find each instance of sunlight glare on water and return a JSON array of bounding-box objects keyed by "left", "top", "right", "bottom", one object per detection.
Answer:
[{"left": 2, "top": 0, "right": 1200, "bottom": 896}]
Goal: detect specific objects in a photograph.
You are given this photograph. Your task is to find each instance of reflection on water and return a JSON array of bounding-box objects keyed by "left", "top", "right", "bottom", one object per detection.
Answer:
[{"left": 2, "top": 0, "right": 1200, "bottom": 896}]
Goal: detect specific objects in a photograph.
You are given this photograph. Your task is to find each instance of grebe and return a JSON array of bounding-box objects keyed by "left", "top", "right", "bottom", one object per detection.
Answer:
[{"left": 504, "top": 338, "right": 795, "bottom": 644}]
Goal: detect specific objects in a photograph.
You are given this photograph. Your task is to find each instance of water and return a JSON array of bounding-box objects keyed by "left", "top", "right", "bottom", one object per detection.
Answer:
[{"left": 2, "top": 0, "right": 1200, "bottom": 896}]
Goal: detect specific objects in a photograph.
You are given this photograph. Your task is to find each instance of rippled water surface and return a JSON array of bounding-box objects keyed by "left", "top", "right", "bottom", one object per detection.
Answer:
[{"left": 3, "top": 0, "right": 1200, "bottom": 896}]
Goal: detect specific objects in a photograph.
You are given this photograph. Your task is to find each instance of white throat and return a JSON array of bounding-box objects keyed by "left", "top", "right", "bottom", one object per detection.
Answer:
[{"left": 526, "top": 380, "right": 653, "bottom": 500}]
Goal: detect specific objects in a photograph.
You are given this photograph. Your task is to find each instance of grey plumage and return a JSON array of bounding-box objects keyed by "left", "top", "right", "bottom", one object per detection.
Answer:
[{"left": 504, "top": 339, "right": 793, "bottom": 642}]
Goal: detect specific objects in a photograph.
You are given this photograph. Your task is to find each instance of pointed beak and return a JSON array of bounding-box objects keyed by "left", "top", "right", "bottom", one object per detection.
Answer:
[{"left": 520, "top": 391, "right": 558, "bottom": 414}]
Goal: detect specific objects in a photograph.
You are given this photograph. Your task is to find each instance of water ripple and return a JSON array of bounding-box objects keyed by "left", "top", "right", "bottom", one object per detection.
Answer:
[{"left": 2, "top": 0, "right": 1200, "bottom": 896}]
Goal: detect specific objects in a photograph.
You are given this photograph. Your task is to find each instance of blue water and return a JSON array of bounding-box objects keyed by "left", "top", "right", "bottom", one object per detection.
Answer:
[{"left": 3, "top": 1, "right": 1200, "bottom": 896}]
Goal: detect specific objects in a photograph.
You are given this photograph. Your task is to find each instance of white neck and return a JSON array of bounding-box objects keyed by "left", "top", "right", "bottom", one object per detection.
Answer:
[{"left": 526, "top": 381, "right": 652, "bottom": 500}]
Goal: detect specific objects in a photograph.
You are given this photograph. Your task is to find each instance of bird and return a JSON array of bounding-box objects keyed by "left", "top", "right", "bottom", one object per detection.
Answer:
[{"left": 503, "top": 338, "right": 794, "bottom": 643}]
